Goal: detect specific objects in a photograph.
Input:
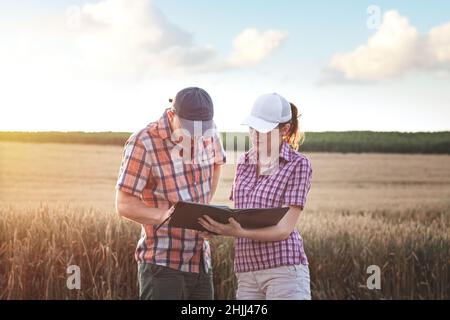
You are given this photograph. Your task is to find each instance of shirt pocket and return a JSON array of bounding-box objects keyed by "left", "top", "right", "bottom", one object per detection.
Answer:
[
  {"left": 254, "top": 178, "right": 284, "bottom": 207},
  {"left": 233, "top": 180, "right": 254, "bottom": 203},
  {"left": 265, "top": 189, "right": 284, "bottom": 207},
  {"left": 198, "top": 140, "right": 215, "bottom": 165},
  {"left": 197, "top": 142, "right": 215, "bottom": 182}
]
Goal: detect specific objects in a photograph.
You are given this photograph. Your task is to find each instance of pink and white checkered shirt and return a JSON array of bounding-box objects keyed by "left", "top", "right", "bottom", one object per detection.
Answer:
[{"left": 230, "top": 141, "right": 313, "bottom": 273}]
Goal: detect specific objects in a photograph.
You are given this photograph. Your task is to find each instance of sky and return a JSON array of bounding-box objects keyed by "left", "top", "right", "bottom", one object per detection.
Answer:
[{"left": 0, "top": 0, "right": 449, "bottom": 132}]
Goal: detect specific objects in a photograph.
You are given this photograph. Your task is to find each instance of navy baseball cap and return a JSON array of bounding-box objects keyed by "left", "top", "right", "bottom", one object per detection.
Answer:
[{"left": 170, "top": 87, "right": 216, "bottom": 137}]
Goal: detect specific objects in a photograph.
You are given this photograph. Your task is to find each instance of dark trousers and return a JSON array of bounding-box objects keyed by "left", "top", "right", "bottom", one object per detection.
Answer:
[{"left": 138, "top": 261, "right": 214, "bottom": 300}]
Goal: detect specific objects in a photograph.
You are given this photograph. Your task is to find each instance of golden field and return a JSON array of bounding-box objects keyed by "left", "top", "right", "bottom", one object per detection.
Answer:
[{"left": 0, "top": 141, "right": 449, "bottom": 299}]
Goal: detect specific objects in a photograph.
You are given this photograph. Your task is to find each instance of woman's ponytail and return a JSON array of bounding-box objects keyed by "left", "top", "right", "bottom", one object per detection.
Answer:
[{"left": 282, "top": 103, "right": 304, "bottom": 150}]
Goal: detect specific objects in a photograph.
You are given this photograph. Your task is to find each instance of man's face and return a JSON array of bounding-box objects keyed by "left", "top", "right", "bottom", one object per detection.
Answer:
[
  {"left": 169, "top": 109, "right": 197, "bottom": 147},
  {"left": 169, "top": 109, "right": 182, "bottom": 131}
]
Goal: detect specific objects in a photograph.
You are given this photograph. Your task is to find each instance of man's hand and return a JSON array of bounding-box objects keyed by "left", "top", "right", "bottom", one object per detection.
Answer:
[
  {"left": 198, "top": 215, "right": 246, "bottom": 237},
  {"left": 161, "top": 206, "right": 175, "bottom": 223}
]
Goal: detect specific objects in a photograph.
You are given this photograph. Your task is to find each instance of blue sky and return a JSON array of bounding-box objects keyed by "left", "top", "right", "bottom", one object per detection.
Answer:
[{"left": 1, "top": 0, "right": 449, "bottom": 132}]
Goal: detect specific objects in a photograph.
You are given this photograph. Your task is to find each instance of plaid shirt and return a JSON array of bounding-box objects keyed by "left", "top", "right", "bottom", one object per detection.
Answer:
[
  {"left": 115, "top": 109, "right": 226, "bottom": 273},
  {"left": 230, "top": 141, "right": 312, "bottom": 273}
]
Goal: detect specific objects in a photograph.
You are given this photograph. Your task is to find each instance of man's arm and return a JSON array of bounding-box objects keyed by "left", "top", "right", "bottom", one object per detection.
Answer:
[{"left": 115, "top": 190, "right": 173, "bottom": 225}]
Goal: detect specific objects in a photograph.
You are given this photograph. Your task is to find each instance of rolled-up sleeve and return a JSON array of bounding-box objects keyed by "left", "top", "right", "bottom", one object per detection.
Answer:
[
  {"left": 115, "top": 134, "right": 152, "bottom": 198},
  {"left": 213, "top": 133, "right": 227, "bottom": 165},
  {"left": 283, "top": 157, "right": 312, "bottom": 209}
]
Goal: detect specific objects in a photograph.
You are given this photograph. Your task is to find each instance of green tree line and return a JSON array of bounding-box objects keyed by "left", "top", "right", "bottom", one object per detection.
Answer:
[{"left": 0, "top": 131, "right": 449, "bottom": 154}]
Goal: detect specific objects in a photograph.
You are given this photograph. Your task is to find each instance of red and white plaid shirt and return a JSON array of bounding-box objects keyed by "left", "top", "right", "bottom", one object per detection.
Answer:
[
  {"left": 230, "top": 141, "right": 312, "bottom": 273},
  {"left": 115, "top": 109, "right": 226, "bottom": 273}
]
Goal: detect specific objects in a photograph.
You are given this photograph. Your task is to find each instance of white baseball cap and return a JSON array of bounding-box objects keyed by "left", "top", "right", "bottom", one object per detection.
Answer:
[{"left": 241, "top": 93, "right": 292, "bottom": 133}]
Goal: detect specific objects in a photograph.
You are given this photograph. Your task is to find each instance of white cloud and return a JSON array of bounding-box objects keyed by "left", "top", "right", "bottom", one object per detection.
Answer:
[
  {"left": 72, "top": 0, "right": 217, "bottom": 77},
  {"left": 0, "top": 0, "right": 288, "bottom": 132},
  {"left": 0, "top": 0, "right": 287, "bottom": 81},
  {"left": 226, "top": 28, "right": 288, "bottom": 67},
  {"left": 327, "top": 10, "right": 450, "bottom": 82},
  {"left": 427, "top": 22, "right": 450, "bottom": 65}
]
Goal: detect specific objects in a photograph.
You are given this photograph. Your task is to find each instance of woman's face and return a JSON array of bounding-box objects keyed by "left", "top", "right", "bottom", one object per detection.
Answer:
[
  {"left": 249, "top": 127, "right": 277, "bottom": 152},
  {"left": 249, "top": 123, "right": 291, "bottom": 154}
]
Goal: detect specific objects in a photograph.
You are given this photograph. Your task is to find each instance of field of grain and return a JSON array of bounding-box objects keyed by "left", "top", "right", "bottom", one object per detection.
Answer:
[{"left": 0, "top": 141, "right": 449, "bottom": 299}]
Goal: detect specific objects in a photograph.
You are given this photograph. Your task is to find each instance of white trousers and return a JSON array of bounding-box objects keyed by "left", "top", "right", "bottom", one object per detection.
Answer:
[{"left": 236, "top": 264, "right": 311, "bottom": 300}]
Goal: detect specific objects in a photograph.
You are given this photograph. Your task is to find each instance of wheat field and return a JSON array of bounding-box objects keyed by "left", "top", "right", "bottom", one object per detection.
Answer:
[{"left": 0, "top": 141, "right": 449, "bottom": 299}]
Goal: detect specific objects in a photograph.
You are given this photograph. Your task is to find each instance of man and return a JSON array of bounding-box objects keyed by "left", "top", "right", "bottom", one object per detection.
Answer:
[{"left": 115, "top": 87, "right": 226, "bottom": 300}]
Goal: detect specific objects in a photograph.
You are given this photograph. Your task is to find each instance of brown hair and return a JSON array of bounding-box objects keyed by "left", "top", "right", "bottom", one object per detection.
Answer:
[{"left": 280, "top": 102, "right": 304, "bottom": 150}]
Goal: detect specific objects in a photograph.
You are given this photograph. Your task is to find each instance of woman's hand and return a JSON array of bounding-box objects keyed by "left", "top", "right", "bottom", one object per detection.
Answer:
[{"left": 198, "top": 215, "right": 246, "bottom": 237}]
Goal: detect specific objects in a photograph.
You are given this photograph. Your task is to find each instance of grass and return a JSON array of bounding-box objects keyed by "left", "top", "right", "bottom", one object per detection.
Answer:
[{"left": 0, "top": 204, "right": 448, "bottom": 299}]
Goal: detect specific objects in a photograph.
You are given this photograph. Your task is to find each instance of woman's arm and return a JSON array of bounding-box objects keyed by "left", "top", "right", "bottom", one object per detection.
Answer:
[
  {"left": 240, "top": 206, "right": 302, "bottom": 241},
  {"left": 198, "top": 205, "right": 302, "bottom": 242}
]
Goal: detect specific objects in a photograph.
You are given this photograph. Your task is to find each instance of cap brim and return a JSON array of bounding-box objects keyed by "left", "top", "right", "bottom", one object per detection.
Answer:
[
  {"left": 178, "top": 117, "right": 216, "bottom": 137},
  {"left": 241, "top": 115, "right": 278, "bottom": 133}
]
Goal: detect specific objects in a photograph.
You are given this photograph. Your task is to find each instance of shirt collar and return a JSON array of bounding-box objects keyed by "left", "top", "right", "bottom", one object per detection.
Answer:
[
  {"left": 156, "top": 108, "right": 179, "bottom": 143},
  {"left": 279, "top": 140, "right": 292, "bottom": 162}
]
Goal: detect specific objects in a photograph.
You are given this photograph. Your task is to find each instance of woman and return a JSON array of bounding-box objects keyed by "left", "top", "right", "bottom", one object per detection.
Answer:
[{"left": 198, "top": 93, "right": 313, "bottom": 300}]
